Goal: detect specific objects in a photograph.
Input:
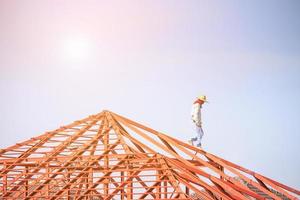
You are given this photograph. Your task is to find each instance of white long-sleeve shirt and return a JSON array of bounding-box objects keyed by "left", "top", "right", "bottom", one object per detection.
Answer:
[{"left": 191, "top": 101, "right": 202, "bottom": 126}]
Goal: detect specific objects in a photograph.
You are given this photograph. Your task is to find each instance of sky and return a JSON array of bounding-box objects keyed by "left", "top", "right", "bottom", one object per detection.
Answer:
[{"left": 0, "top": 0, "right": 299, "bottom": 189}]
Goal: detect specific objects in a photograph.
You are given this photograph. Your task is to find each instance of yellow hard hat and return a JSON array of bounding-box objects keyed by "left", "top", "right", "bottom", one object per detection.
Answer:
[{"left": 198, "top": 95, "right": 208, "bottom": 102}]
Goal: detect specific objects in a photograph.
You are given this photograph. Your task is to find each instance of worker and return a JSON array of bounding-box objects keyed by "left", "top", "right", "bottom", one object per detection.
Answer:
[{"left": 189, "top": 95, "right": 208, "bottom": 147}]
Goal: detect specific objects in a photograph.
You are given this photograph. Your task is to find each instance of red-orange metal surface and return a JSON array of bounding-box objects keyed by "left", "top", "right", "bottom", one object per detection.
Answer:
[{"left": 0, "top": 110, "right": 299, "bottom": 199}]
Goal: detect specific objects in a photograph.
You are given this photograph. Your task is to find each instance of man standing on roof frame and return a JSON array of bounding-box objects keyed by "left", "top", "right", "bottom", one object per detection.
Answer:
[{"left": 189, "top": 95, "right": 208, "bottom": 147}]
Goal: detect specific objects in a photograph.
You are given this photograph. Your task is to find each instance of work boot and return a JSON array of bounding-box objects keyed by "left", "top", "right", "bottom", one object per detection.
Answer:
[
  {"left": 191, "top": 137, "right": 197, "bottom": 141},
  {"left": 196, "top": 143, "right": 202, "bottom": 147}
]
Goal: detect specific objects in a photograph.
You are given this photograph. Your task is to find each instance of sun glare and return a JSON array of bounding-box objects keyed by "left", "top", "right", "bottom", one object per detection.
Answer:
[{"left": 62, "top": 36, "right": 93, "bottom": 63}]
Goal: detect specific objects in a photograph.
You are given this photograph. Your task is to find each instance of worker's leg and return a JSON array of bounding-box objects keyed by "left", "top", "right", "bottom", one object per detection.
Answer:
[
  {"left": 196, "top": 126, "right": 204, "bottom": 147},
  {"left": 190, "top": 122, "right": 198, "bottom": 142}
]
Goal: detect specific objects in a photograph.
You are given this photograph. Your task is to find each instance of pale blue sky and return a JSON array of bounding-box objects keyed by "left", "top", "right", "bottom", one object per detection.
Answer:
[{"left": 0, "top": 0, "right": 299, "bottom": 189}]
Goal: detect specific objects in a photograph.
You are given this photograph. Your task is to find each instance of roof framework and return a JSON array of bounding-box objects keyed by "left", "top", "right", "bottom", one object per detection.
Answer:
[{"left": 0, "top": 110, "right": 299, "bottom": 200}]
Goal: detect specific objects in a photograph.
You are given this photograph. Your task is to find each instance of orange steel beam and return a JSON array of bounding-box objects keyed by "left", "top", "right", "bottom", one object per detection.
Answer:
[
  {"left": 0, "top": 110, "right": 299, "bottom": 200},
  {"left": 4, "top": 115, "right": 102, "bottom": 198},
  {"left": 24, "top": 115, "right": 106, "bottom": 199},
  {"left": 112, "top": 111, "right": 299, "bottom": 199},
  {"left": 0, "top": 114, "right": 96, "bottom": 178},
  {"left": 113, "top": 114, "right": 252, "bottom": 199},
  {"left": 50, "top": 139, "right": 122, "bottom": 200}
]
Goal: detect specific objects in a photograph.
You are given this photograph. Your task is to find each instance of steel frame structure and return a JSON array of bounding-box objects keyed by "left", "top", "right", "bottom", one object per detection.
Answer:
[{"left": 0, "top": 110, "right": 299, "bottom": 200}]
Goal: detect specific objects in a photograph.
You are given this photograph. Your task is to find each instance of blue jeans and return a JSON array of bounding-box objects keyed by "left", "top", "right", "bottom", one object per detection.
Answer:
[{"left": 191, "top": 125, "right": 204, "bottom": 147}]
